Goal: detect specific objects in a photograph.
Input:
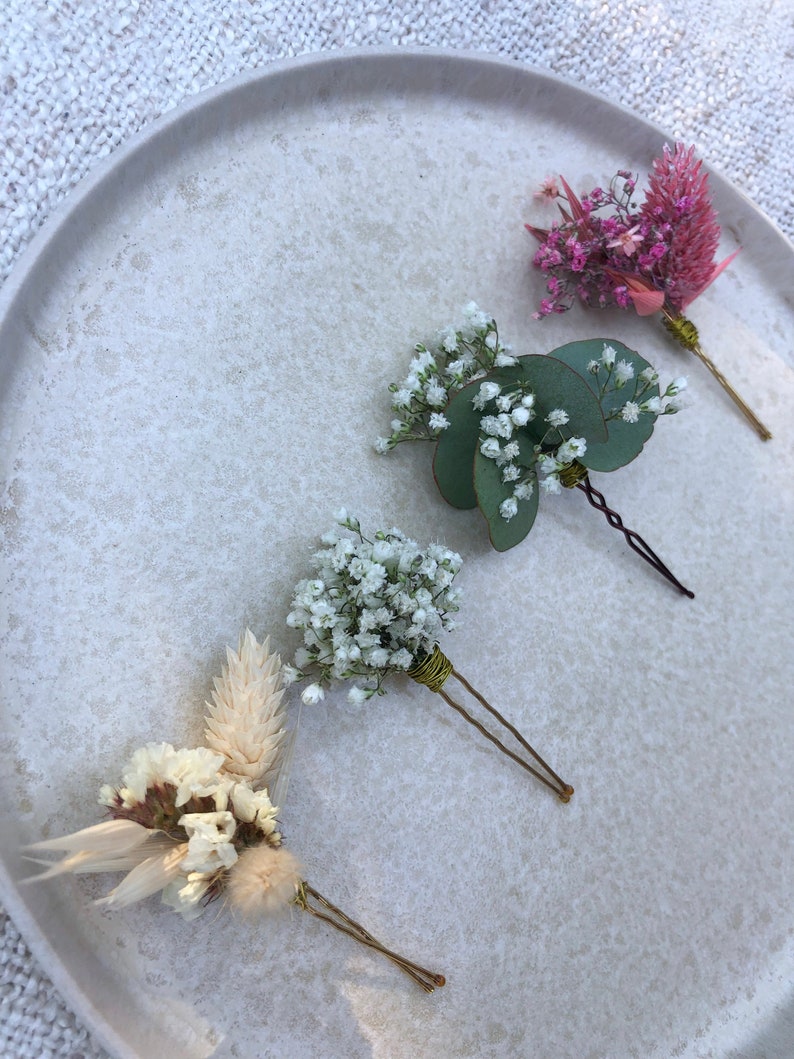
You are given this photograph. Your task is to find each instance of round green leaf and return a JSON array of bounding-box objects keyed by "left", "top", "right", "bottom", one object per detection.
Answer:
[
  {"left": 509, "top": 355, "right": 609, "bottom": 447},
  {"left": 432, "top": 365, "right": 522, "bottom": 509},
  {"left": 473, "top": 448, "right": 539, "bottom": 551},
  {"left": 549, "top": 339, "right": 660, "bottom": 472}
]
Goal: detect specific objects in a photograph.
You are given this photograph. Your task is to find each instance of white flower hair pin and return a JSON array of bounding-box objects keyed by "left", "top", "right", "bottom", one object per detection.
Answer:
[
  {"left": 284, "top": 512, "right": 574, "bottom": 803},
  {"left": 377, "top": 303, "right": 693, "bottom": 598},
  {"left": 25, "top": 631, "right": 445, "bottom": 993}
]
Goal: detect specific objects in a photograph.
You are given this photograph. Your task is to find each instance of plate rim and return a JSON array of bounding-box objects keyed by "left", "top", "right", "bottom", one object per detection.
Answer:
[{"left": 1, "top": 44, "right": 792, "bottom": 323}]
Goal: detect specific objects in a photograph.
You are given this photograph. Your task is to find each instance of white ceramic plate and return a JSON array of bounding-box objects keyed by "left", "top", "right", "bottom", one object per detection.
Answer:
[{"left": 1, "top": 48, "right": 792, "bottom": 1059}]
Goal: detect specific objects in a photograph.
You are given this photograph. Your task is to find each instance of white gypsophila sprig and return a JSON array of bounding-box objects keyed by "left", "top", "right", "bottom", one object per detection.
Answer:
[
  {"left": 375, "top": 301, "right": 517, "bottom": 452},
  {"left": 470, "top": 378, "right": 549, "bottom": 520},
  {"left": 473, "top": 387, "right": 590, "bottom": 514},
  {"left": 588, "top": 342, "right": 687, "bottom": 421},
  {"left": 204, "top": 629, "right": 288, "bottom": 793},
  {"left": 471, "top": 340, "right": 685, "bottom": 522},
  {"left": 284, "top": 512, "right": 463, "bottom": 704}
]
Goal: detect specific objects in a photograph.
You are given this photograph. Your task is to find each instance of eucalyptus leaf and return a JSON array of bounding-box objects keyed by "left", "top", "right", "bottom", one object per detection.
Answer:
[
  {"left": 508, "top": 355, "right": 608, "bottom": 447},
  {"left": 432, "top": 365, "right": 522, "bottom": 509},
  {"left": 473, "top": 448, "right": 539, "bottom": 551},
  {"left": 549, "top": 340, "right": 660, "bottom": 472}
]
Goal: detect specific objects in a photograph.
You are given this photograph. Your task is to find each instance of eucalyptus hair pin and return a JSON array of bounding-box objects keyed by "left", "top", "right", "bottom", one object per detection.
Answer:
[
  {"left": 25, "top": 631, "right": 444, "bottom": 993},
  {"left": 376, "top": 305, "right": 693, "bottom": 598},
  {"left": 283, "top": 512, "right": 574, "bottom": 803},
  {"left": 526, "top": 142, "right": 771, "bottom": 441}
]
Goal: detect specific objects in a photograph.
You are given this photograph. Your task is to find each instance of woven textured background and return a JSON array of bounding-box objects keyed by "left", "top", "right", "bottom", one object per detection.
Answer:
[{"left": 1, "top": 1, "right": 792, "bottom": 1055}]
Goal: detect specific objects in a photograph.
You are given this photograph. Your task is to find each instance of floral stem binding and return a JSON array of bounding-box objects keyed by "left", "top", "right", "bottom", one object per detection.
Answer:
[
  {"left": 25, "top": 631, "right": 444, "bottom": 992},
  {"left": 527, "top": 144, "right": 771, "bottom": 441},
  {"left": 285, "top": 513, "right": 573, "bottom": 801}
]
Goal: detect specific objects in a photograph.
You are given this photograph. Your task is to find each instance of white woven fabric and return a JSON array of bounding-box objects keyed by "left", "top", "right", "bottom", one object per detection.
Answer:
[{"left": 0, "top": 1, "right": 791, "bottom": 1055}]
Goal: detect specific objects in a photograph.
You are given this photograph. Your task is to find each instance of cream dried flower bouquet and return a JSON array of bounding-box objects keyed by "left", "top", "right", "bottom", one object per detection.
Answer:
[{"left": 26, "top": 631, "right": 445, "bottom": 992}]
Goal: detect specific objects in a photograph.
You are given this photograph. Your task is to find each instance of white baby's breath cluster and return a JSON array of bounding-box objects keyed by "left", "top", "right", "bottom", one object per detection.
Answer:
[
  {"left": 27, "top": 633, "right": 303, "bottom": 921},
  {"left": 283, "top": 511, "right": 463, "bottom": 704},
  {"left": 475, "top": 341, "right": 687, "bottom": 518},
  {"left": 586, "top": 342, "right": 688, "bottom": 421},
  {"left": 473, "top": 373, "right": 589, "bottom": 513},
  {"left": 375, "top": 301, "right": 517, "bottom": 453}
]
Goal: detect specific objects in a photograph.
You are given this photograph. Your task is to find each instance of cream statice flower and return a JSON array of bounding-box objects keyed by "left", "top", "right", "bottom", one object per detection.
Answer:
[
  {"left": 204, "top": 629, "right": 288, "bottom": 793},
  {"left": 99, "top": 743, "right": 225, "bottom": 810}
]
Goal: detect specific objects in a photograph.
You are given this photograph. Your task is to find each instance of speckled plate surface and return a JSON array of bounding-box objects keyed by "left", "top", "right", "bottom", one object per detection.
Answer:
[{"left": 1, "top": 48, "right": 792, "bottom": 1059}]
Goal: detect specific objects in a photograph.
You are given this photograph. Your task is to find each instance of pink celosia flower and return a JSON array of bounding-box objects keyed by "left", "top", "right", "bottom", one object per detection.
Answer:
[{"left": 639, "top": 142, "right": 738, "bottom": 311}]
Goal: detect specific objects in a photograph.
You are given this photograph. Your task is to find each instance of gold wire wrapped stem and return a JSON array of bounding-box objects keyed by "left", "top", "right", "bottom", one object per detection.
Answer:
[
  {"left": 295, "top": 881, "right": 445, "bottom": 992},
  {"left": 662, "top": 309, "right": 772, "bottom": 441},
  {"left": 406, "top": 645, "right": 454, "bottom": 693},
  {"left": 558, "top": 461, "right": 590, "bottom": 489},
  {"left": 408, "top": 646, "right": 574, "bottom": 802}
]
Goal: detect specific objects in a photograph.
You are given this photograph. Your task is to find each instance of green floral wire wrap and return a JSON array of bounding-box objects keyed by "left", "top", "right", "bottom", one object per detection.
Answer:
[{"left": 407, "top": 645, "right": 454, "bottom": 693}]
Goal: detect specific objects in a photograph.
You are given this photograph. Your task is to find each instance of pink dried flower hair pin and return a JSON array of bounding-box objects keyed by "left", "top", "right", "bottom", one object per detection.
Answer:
[
  {"left": 25, "top": 631, "right": 445, "bottom": 993},
  {"left": 526, "top": 143, "right": 771, "bottom": 441}
]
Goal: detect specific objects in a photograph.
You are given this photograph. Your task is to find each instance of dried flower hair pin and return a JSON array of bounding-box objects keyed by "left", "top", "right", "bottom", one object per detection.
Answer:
[
  {"left": 25, "top": 631, "right": 445, "bottom": 992},
  {"left": 376, "top": 303, "right": 693, "bottom": 598},
  {"left": 283, "top": 512, "right": 574, "bottom": 802},
  {"left": 527, "top": 142, "right": 771, "bottom": 441}
]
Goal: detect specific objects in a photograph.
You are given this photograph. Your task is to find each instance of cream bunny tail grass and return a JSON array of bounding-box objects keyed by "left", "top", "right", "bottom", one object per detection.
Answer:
[
  {"left": 226, "top": 845, "right": 303, "bottom": 916},
  {"left": 205, "top": 630, "right": 288, "bottom": 792}
]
